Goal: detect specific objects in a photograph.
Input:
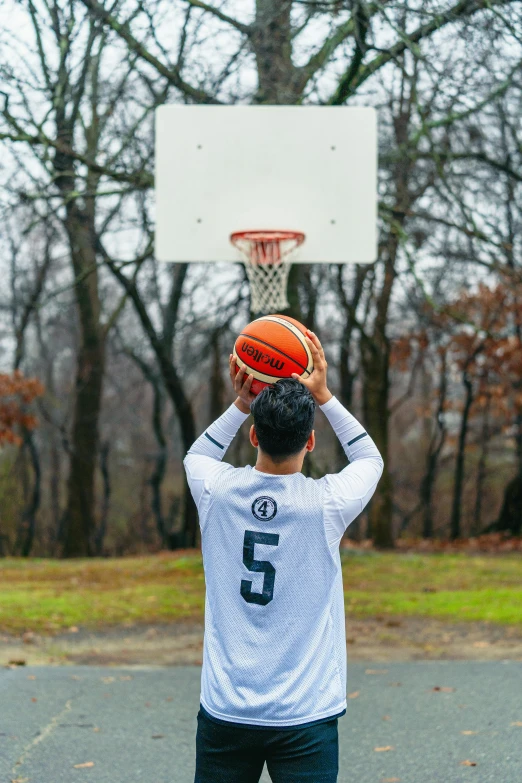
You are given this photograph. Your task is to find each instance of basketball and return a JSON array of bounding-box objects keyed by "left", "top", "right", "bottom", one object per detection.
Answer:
[{"left": 233, "top": 314, "right": 314, "bottom": 395}]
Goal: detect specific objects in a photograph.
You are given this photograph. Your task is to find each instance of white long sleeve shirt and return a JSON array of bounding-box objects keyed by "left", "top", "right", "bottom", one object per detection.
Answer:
[{"left": 184, "top": 397, "right": 383, "bottom": 727}]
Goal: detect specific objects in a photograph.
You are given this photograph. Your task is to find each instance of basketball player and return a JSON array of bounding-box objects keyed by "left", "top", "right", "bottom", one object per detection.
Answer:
[{"left": 184, "top": 331, "right": 383, "bottom": 782}]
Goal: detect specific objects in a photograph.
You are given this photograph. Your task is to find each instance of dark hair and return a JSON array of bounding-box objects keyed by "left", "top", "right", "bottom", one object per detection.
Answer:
[{"left": 251, "top": 379, "right": 315, "bottom": 461}]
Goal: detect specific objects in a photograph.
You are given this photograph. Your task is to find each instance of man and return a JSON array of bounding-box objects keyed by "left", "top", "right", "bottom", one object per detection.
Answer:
[{"left": 184, "top": 331, "right": 383, "bottom": 782}]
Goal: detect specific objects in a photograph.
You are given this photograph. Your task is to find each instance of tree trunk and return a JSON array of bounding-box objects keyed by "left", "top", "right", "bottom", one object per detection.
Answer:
[
  {"left": 489, "top": 409, "right": 522, "bottom": 536},
  {"left": 360, "top": 219, "right": 399, "bottom": 549},
  {"left": 49, "top": 436, "right": 62, "bottom": 545},
  {"left": 61, "top": 206, "right": 106, "bottom": 557},
  {"left": 94, "top": 441, "right": 111, "bottom": 555},
  {"left": 420, "top": 349, "right": 447, "bottom": 538},
  {"left": 473, "top": 392, "right": 490, "bottom": 535},
  {"left": 336, "top": 265, "right": 368, "bottom": 477},
  {"left": 450, "top": 370, "right": 473, "bottom": 540},
  {"left": 252, "top": 1, "right": 298, "bottom": 104},
  {"left": 362, "top": 336, "right": 394, "bottom": 547},
  {"left": 359, "top": 74, "right": 416, "bottom": 548},
  {"left": 14, "top": 432, "right": 41, "bottom": 557},
  {"left": 489, "top": 474, "right": 522, "bottom": 536},
  {"left": 209, "top": 331, "right": 226, "bottom": 424},
  {"left": 148, "top": 379, "right": 168, "bottom": 548},
  {"left": 101, "top": 252, "right": 198, "bottom": 547}
]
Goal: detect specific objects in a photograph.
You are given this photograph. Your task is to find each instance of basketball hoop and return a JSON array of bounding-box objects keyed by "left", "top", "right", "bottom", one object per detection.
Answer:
[{"left": 231, "top": 230, "right": 305, "bottom": 314}]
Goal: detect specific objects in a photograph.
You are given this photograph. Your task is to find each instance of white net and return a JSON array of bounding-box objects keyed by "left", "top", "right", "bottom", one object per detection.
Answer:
[
  {"left": 231, "top": 232, "right": 305, "bottom": 315},
  {"left": 243, "top": 258, "right": 292, "bottom": 313}
]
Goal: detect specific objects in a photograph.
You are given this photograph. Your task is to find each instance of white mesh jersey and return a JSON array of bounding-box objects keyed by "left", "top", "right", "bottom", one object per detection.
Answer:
[{"left": 184, "top": 396, "right": 383, "bottom": 728}]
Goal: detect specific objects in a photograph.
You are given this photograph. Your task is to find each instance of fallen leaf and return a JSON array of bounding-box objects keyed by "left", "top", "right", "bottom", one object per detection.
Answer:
[
  {"left": 511, "top": 721, "right": 522, "bottom": 727},
  {"left": 145, "top": 701, "right": 151, "bottom": 707},
  {"left": 473, "top": 641, "right": 489, "bottom": 648},
  {"left": 69, "top": 626, "right": 79, "bottom": 633},
  {"left": 460, "top": 760, "right": 477, "bottom": 767},
  {"left": 119, "top": 676, "right": 132, "bottom": 681},
  {"left": 31, "top": 698, "right": 37, "bottom": 703},
  {"left": 348, "top": 691, "right": 360, "bottom": 699},
  {"left": 374, "top": 746, "right": 394, "bottom": 752},
  {"left": 71, "top": 675, "right": 81, "bottom": 681},
  {"left": 101, "top": 677, "right": 114, "bottom": 684},
  {"left": 93, "top": 727, "right": 100, "bottom": 733},
  {"left": 381, "top": 778, "right": 401, "bottom": 782},
  {"left": 382, "top": 715, "right": 391, "bottom": 721},
  {"left": 166, "top": 697, "right": 173, "bottom": 702},
  {"left": 73, "top": 762, "right": 94, "bottom": 768},
  {"left": 388, "top": 682, "right": 402, "bottom": 687},
  {"left": 11, "top": 778, "right": 29, "bottom": 782},
  {"left": 366, "top": 669, "right": 388, "bottom": 675},
  {"left": 432, "top": 686, "right": 455, "bottom": 693},
  {"left": 461, "top": 730, "right": 477, "bottom": 735},
  {"left": 151, "top": 734, "right": 165, "bottom": 739},
  {"left": 27, "top": 675, "right": 36, "bottom": 681}
]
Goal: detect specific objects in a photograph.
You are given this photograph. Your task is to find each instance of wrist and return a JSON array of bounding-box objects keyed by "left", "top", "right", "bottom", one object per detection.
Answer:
[
  {"left": 313, "top": 389, "right": 333, "bottom": 406},
  {"left": 234, "top": 397, "right": 251, "bottom": 415}
]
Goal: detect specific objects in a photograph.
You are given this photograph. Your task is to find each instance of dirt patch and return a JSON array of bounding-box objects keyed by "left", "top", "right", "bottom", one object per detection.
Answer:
[
  {"left": 344, "top": 533, "right": 522, "bottom": 554},
  {"left": 2, "top": 617, "right": 522, "bottom": 667}
]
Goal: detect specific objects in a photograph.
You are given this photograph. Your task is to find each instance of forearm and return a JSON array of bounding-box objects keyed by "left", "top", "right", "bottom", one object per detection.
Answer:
[
  {"left": 321, "top": 397, "right": 383, "bottom": 549},
  {"left": 186, "top": 402, "right": 250, "bottom": 461},
  {"left": 320, "top": 396, "right": 383, "bottom": 466}
]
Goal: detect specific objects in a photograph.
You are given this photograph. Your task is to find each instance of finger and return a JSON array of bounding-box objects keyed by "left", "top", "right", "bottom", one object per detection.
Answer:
[
  {"left": 243, "top": 373, "right": 254, "bottom": 393},
  {"left": 304, "top": 335, "right": 323, "bottom": 364},
  {"left": 235, "top": 364, "right": 246, "bottom": 391},
  {"left": 306, "top": 330, "right": 325, "bottom": 358},
  {"left": 291, "top": 372, "right": 308, "bottom": 386},
  {"left": 229, "top": 354, "right": 236, "bottom": 378}
]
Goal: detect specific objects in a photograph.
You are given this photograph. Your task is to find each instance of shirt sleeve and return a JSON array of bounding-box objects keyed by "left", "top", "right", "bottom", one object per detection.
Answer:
[
  {"left": 319, "top": 397, "right": 384, "bottom": 552},
  {"left": 183, "top": 403, "right": 250, "bottom": 521}
]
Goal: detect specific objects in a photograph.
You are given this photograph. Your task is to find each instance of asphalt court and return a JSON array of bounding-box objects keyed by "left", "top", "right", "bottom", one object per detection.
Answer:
[{"left": 1, "top": 661, "right": 520, "bottom": 782}]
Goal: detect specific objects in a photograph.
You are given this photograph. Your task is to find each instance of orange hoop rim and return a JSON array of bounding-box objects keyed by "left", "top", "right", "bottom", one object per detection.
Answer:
[{"left": 230, "top": 230, "right": 305, "bottom": 246}]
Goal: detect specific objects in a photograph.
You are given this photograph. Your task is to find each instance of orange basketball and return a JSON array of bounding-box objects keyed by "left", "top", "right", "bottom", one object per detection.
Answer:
[{"left": 233, "top": 314, "right": 313, "bottom": 395}]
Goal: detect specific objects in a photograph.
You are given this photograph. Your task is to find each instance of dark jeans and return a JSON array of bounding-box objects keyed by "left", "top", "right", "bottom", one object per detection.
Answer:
[{"left": 195, "top": 709, "right": 339, "bottom": 783}]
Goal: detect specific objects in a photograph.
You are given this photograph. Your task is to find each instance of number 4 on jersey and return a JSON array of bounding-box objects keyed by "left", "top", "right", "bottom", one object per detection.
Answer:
[{"left": 240, "top": 530, "right": 280, "bottom": 606}]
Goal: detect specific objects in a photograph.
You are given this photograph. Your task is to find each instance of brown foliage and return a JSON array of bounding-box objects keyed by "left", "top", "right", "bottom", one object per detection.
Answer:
[
  {"left": 0, "top": 371, "right": 44, "bottom": 445},
  {"left": 392, "top": 282, "right": 522, "bottom": 420}
]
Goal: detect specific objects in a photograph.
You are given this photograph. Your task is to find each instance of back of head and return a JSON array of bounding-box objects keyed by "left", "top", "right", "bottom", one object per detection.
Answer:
[{"left": 251, "top": 379, "right": 315, "bottom": 462}]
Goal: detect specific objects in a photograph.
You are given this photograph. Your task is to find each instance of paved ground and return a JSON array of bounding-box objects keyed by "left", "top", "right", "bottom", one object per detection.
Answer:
[{"left": 1, "top": 662, "right": 521, "bottom": 783}]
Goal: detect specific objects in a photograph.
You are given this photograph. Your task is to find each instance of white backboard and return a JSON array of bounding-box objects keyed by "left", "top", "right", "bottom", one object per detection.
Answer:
[{"left": 155, "top": 105, "right": 377, "bottom": 264}]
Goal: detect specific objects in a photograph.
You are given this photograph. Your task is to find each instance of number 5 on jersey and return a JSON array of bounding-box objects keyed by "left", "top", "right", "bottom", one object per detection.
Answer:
[{"left": 241, "top": 530, "right": 280, "bottom": 606}]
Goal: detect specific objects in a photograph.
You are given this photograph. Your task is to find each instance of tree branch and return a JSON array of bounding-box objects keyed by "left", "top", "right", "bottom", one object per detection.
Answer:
[
  {"left": 409, "top": 59, "right": 521, "bottom": 144},
  {"left": 328, "top": 1, "right": 371, "bottom": 104},
  {"left": 407, "top": 151, "right": 522, "bottom": 182},
  {"left": 329, "top": 0, "right": 516, "bottom": 104},
  {"left": 0, "top": 129, "right": 153, "bottom": 189},
  {"left": 79, "top": 0, "right": 221, "bottom": 103},
  {"left": 297, "top": 16, "right": 356, "bottom": 87},
  {"left": 183, "top": 0, "right": 251, "bottom": 34}
]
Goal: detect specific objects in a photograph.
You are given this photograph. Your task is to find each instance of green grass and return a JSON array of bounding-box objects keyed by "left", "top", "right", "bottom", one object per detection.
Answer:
[{"left": 0, "top": 552, "right": 521, "bottom": 634}]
